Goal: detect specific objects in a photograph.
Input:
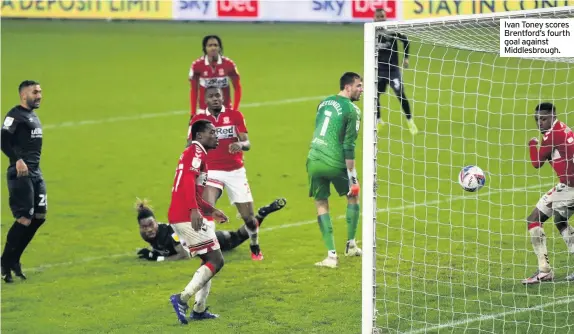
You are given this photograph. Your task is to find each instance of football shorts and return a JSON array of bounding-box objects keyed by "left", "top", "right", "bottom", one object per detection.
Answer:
[
  {"left": 536, "top": 183, "right": 574, "bottom": 219},
  {"left": 171, "top": 219, "right": 220, "bottom": 257},
  {"left": 206, "top": 167, "right": 253, "bottom": 204}
]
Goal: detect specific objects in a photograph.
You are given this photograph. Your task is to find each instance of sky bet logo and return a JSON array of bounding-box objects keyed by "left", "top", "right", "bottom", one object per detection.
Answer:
[
  {"left": 179, "top": 0, "right": 210, "bottom": 14},
  {"left": 312, "top": 0, "right": 345, "bottom": 16}
]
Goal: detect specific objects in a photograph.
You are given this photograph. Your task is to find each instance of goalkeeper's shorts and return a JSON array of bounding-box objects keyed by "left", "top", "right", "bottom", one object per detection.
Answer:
[{"left": 306, "top": 158, "right": 349, "bottom": 200}]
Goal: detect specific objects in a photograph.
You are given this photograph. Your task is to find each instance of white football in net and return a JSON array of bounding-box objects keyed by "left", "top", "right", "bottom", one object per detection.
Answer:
[{"left": 459, "top": 165, "right": 486, "bottom": 192}]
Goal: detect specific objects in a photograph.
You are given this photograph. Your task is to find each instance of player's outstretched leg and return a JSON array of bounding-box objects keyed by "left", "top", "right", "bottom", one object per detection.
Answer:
[
  {"left": 216, "top": 198, "right": 287, "bottom": 252},
  {"left": 236, "top": 202, "right": 264, "bottom": 261},
  {"left": 314, "top": 199, "right": 338, "bottom": 268},
  {"left": 345, "top": 196, "right": 362, "bottom": 257},
  {"left": 257, "top": 198, "right": 287, "bottom": 224},
  {"left": 522, "top": 207, "right": 553, "bottom": 284}
]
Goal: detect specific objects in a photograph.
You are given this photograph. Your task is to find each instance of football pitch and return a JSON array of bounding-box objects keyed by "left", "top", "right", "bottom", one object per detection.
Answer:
[{"left": 1, "top": 19, "right": 573, "bottom": 333}]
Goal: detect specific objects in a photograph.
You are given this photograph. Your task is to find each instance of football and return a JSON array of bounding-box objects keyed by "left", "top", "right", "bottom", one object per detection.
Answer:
[{"left": 459, "top": 165, "right": 486, "bottom": 192}]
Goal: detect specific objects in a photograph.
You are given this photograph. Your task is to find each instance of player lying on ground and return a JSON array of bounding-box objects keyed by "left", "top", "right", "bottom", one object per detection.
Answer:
[
  {"left": 168, "top": 120, "right": 227, "bottom": 324},
  {"left": 524, "top": 102, "right": 574, "bottom": 284},
  {"left": 189, "top": 35, "right": 241, "bottom": 116},
  {"left": 306, "top": 72, "right": 363, "bottom": 268},
  {"left": 191, "top": 86, "right": 278, "bottom": 260},
  {"left": 1, "top": 80, "right": 46, "bottom": 283},
  {"left": 135, "top": 198, "right": 287, "bottom": 262},
  {"left": 374, "top": 8, "right": 417, "bottom": 135}
]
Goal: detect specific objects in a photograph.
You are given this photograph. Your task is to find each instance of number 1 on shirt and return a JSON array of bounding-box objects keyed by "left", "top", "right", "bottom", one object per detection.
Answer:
[{"left": 319, "top": 111, "right": 332, "bottom": 137}]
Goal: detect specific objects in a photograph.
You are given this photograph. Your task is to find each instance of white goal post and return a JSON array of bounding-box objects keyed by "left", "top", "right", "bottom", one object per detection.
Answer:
[{"left": 362, "top": 6, "right": 574, "bottom": 334}]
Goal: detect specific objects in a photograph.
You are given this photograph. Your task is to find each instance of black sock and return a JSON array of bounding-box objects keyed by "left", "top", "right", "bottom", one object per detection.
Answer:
[
  {"left": 14, "top": 218, "right": 45, "bottom": 264},
  {"left": 255, "top": 214, "right": 265, "bottom": 225},
  {"left": 1, "top": 222, "right": 27, "bottom": 267},
  {"left": 398, "top": 92, "right": 412, "bottom": 120},
  {"left": 229, "top": 228, "right": 249, "bottom": 249}
]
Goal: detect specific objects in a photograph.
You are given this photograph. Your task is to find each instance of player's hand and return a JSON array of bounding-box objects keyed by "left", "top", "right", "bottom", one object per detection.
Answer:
[
  {"left": 347, "top": 168, "right": 360, "bottom": 197},
  {"left": 213, "top": 209, "right": 228, "bottom": 224},
  {"left": 348, "top": 184, "right": 360, "bottom": 197},
  {"left": 529, "top": 137, "right": 539, "bottom": 146},
  {"left": 229, "top": 142, "right": 243, "bottom": 154},
  {"left": 403, "top": 58, "right": 410, "bottom": 69},
  {"left": 190, "top": 209, "right": 204, "bottom": 232},
  {"left": 16, "top": 159, "right": 28, "bottom": 177},
  {"left": 137, "top": 248, "right": 159, "bottom": 261}
]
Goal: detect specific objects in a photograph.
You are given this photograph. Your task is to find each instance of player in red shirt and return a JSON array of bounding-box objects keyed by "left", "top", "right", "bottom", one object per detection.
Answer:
[
  {"left": 189, "top": 35, "right": 242, "bottom": 116},
  {"left": 168, "top": 119, "right": 229, "bottom": 324},
  {"left": 190, "top": 87, "right": 287, "bottom": 261},
  {"left": 523, "top": 103, "right": 574, "bottom": 284}
]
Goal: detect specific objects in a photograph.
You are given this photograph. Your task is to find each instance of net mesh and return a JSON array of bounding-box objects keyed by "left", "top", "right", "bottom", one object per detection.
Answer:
[{"left": 371, "top": 7, "right": 574, "bottom": 334}]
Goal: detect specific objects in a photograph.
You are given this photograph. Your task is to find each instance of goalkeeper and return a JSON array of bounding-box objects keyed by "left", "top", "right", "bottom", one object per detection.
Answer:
[
  {"left": 374, "top": 7, "right": 417, "bottom": 135},
  {"left": 306, "top": 72, "right": 363, "bottom": 269}
]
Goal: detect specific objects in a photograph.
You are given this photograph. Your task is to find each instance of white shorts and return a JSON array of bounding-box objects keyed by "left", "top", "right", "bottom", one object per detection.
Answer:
[
  {"left": 171, "top": 219, "right": 220, "bottom": 257},
  {"left": 536, "top": 183, "right": 574, "bottom": 219},
  {"left": 206, "top": 167, "right": 254, "bottom": 204}
]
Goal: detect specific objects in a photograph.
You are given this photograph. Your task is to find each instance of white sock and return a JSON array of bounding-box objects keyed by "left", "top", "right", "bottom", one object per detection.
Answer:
[
  {"left": 193, "top": 279, "right": 211, "bottom": 313},
  {"left": 328, "top": 250, "right": 337, "bottom": 258},
  {"left": 245, "top": 220, "right": 259, "bottom": 246},
  {"left": 347, "top": 239, "right": 357, "bottom": 248},
  {"left": 560, "top": 225, "right": 574, "bottom": 253},
  {"left": 529, "top": 225, "right": 551, "bottom": 273},
  {"left": 181, "top": 265, "right": 214, "bottom": 304}
]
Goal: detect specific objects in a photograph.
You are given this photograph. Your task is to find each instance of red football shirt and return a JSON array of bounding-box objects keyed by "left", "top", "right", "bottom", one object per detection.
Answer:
[
  {"left": 530, "top": 120, "right": 574, "bottom": 186},
  {"left": 190, "top": 107, "right": 248, "bottom": 171},
  {"left": 168, "top": 141, "right": 214, "bottom": 224},
  {"left": 189, "top": 55, "right": 241, "bottom": 115}
]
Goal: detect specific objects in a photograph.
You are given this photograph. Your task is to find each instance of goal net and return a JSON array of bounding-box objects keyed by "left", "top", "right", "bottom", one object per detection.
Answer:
[{"left": 362, "top": 6, "right": 574, "bottom": 334}]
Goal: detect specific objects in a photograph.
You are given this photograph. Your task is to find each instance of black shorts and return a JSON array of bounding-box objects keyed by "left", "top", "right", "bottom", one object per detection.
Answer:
[
  {"left": 6, "top": 170, "right": 47, "bottom": 219},
  {"left": 377, "top": 67, "right": 403, "bottom": 95}
]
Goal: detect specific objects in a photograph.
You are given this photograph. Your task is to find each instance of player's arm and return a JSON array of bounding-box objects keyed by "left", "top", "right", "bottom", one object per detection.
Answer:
[
  {"left": 189, "top": 63, "right": 200, "bottom": 116},
  {"left": 397, "top": 33, "right": 410, "bottom": 58},
  {"left": 198, "top": 188, "right": 228, "bottom": 223},
  {"left": 230, "top": 112, "right": 250, "bottom": 153},
  {"left": 344, "top": 108, "right": 361, "bottom": 196},
  {"left": 228, "top": 62, "right": 242, "bottom": 110},
  {"left": 164, "top": 243, "right": 190, "bottom": 261},
  {"left": 1, "top": 113, "right": 22, "bottom": 161},
  {"left": 529, "top": 136, "right": 553, "bottom": 168}
]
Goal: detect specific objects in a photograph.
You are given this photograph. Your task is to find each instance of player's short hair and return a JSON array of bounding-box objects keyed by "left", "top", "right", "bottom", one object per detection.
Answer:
[
  {"left": 202, "top": 35, "right": 223, "bottom": 55},
  {"left": 191, "top": 120, "right": 212, "bottom": 140},
  {"left": 205, "top": 86, "right": 221, "bottom": 94},
  {"left": 135, "top": 198, "right": 154, "bottom": 223},
  {"left": 535, "top": 102, "right": 556, "bottom": 115},
  {"left": 339, "top": 72, "right": 362, "bottom": 90},
  {"left": 18, "top": 80, "right": 39, "bottom": 93}
]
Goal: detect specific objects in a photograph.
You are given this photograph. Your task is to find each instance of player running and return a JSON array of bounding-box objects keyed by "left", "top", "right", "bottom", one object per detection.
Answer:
[
  {"left": 189, "top": 35, "right": 242, "bottom": 116},
  {"left": 168, "top": 120, "right": 227, "bottom": 324},
  {"left": 374, "top": 8, "right": 417, "bottom": 135},
  {"left": 306, "top": 72, "right": 363, "bottom": 268},
  {"left": 135, "top": 198, "right": 286, "bottom": 262},
  {"left": 523, "top": 102, "right": 574, "bottom": 284},
  {"left": 191, "top": 87, "right": 286, "bottom": 261}
]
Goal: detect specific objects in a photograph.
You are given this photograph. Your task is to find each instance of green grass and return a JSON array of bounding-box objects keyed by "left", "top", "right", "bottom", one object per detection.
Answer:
[{"left": 1, "top": 19, "right": 573, "bottom": 334}]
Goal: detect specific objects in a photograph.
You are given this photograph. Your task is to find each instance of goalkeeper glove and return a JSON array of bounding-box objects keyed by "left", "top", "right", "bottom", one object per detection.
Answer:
[
  {"left": 137, "top": 248, "right": 165, "bottom": 262},
  {"left": 347, "top": 168, "right": 360, "bottom": 197}
]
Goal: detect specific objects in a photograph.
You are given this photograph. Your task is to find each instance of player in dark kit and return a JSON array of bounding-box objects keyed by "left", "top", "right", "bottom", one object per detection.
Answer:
[
  {"left": 1, "top": 80, "right": 46, "bottom": 283},
  {"left": 134, "top": 198, "right": 286, "bottom": 262},
  {"left": 374, "top": 8, "right": 418, "bottom": 135}
]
